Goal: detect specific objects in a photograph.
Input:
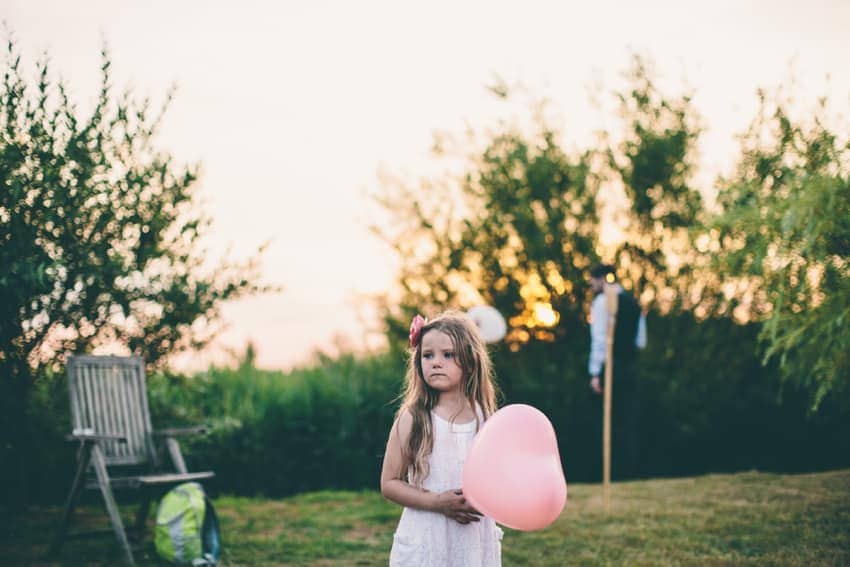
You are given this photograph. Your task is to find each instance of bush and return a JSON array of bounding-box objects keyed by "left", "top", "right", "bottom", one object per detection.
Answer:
[
  {"left": 147, "top": 353, "right": 404, "bottom": 497},
  {"left": 18, "top": 315, "right": 850, "bottom": 504}
]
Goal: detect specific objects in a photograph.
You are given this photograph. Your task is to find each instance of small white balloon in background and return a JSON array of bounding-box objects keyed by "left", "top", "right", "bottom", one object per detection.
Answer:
[{"left": 467, "top": 305, "right": 507, "bottom": 343}]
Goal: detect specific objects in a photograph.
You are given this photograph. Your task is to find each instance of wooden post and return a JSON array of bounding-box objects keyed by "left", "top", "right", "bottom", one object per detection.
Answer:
[{"left": 603, "top": 284, "right": 619, "bottom": 512}]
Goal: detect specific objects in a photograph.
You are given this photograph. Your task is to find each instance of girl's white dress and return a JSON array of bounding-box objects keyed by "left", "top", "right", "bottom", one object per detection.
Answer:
[{"left": 390, "top": 410, "right": 503, "bottom": 566}]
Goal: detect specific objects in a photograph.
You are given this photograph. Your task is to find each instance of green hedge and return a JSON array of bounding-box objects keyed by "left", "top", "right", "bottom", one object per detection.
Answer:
[
  {"left": 15, "top": 315, "right": 850, "bottom": 504},
  {"left": 148, "top": 353, "right": 403, "bottom": 497}
]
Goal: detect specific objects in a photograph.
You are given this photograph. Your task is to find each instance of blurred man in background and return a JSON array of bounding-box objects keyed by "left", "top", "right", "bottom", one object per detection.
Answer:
[{"left": 588, "top": 264, "right": 647, "bottom": 479}]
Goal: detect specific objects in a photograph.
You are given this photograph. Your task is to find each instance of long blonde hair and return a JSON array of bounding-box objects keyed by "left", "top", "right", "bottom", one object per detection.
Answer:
[{"left": 398, "top": 310, "right": 499, "bottom": 486}]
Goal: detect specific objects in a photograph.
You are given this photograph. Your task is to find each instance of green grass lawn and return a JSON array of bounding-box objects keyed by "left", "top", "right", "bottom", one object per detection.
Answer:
[{"left": 5, "top": 469, "right": 849, "bottom": 566}]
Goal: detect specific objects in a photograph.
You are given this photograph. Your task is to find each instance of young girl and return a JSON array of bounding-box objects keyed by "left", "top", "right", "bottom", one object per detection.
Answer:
[{"left": 381, "top": 311, "right": 503, "bottom": 566}]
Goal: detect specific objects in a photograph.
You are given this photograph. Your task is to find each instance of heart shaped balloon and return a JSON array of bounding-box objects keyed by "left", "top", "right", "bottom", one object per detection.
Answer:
[{"left": 462, "top": 404, "right": 567, "bottom": 531}]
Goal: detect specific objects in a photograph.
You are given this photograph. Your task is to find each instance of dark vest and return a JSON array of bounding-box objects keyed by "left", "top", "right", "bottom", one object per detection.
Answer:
[{"left": 613, "top": 290, "right": 641, "bottom": 364}]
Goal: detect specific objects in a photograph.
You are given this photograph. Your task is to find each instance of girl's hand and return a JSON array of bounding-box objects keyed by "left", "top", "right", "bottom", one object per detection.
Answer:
[{"left": 433, "top": 489, "right": 481, "bottom": 524}]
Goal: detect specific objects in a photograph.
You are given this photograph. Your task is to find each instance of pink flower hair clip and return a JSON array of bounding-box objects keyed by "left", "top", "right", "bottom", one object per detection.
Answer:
[{"left": 409, "top": 314, "right": 426, "bottom": 349}]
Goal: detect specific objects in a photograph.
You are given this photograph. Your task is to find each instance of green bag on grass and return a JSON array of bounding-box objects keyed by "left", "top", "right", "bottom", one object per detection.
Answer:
[{"left": 155, "top": 482, "right": 220, "bottom": 566}]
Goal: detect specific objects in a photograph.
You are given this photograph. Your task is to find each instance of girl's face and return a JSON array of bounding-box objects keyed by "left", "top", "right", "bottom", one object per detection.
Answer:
[{"left": 420, "top": 330, "right": 464, "bottom": 394}]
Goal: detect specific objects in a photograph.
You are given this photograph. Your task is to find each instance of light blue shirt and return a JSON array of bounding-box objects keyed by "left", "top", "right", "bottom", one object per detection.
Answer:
[{"left": 588, "top": 285, "right": 647, "bottom": 376}]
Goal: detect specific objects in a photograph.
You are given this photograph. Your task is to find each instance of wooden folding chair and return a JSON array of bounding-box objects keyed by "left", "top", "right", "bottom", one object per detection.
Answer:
[{"left": 51, "top": 355, "right": 214, "bottom": 565}]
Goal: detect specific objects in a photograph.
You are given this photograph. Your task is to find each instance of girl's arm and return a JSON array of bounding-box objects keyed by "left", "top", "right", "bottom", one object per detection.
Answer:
[
  {"left": 380, "top": 409, "right": 434, "bottom": 509},
  {"left": 380, "top": 409, "right": 480, "bottom": 523}
]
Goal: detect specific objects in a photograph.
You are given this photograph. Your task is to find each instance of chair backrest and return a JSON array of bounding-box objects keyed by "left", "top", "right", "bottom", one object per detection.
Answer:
[{"left": 67, "top": 355, "right": 156, "bottom": 466}]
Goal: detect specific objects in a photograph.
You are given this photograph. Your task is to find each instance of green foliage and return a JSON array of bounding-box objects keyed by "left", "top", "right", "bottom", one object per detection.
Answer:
[
  {"left": 146, "top": 353, "right": 404, "bottom": 497},
  {"left": 707, "top": 92, "right": 850, "bottom": 408},
  {"left": 0, "top": 39, "right": 265, "bottom": 378},
  {"left": 468, "top": 130, "right": 598, "bottom": 334},
  {"left": 373, "top": 56, "right": 710, "bottom": 354},
  {"left": 375, "top": 101, "right": 599, "bottom": 351},
  {"left": 376, "top": 54, "right": 849, "bottom": 414},
  {"left": 14, "top": 332, "right": 850, "bottom": 507},
  {"left": 0, "top": 38, "right": 267, "bottom": 508},
  {"left": 492, "top": 311, "right": 850, "bottom": 482},
  {"left": 606, "top": 57, "right": 709, "bottom": 311},
  {"left": 612, "top": 57, "right": 703, "bottom": 232}
]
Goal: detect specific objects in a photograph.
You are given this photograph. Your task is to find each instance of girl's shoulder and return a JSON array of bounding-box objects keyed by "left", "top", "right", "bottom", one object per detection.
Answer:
[
  {"left": 476, "top": 402, "right": 495, "bottom": 422},
  {"left": 396, "top": 406, "right": 414, "bottom": 423},
  {"left": 394, "top": 407, "right": 415, "bottom": 439}
]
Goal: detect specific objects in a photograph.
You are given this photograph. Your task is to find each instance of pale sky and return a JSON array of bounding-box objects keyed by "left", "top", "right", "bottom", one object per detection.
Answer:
[{"left": 6, "top": 0, "right": 850, "bottom": 370}]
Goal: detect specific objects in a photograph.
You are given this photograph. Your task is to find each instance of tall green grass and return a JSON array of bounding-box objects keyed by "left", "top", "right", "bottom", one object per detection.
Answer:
[{"left": 147, "top": 352, "right": 405, "bottom": 497}]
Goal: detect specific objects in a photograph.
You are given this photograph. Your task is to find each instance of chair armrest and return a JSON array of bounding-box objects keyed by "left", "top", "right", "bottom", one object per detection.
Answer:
[
  {"left": 154, "top": 426, "right": 209, "bottom": 437},
  {"left": 67, "top": 428, "right": 128, "bottom": 443},
  {"left": 153, "top": 427, "right": 207, "bottom": 475}
]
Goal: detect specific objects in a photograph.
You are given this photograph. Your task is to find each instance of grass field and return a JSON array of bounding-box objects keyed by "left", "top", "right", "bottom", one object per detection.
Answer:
[{"left": 5, "top": 469, "right": 849, "bottom": 566}]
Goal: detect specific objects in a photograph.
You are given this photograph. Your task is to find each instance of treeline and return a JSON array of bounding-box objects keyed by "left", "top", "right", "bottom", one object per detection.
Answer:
[{"left": 20, "top": 324, "right": 850, "bottom": 503}]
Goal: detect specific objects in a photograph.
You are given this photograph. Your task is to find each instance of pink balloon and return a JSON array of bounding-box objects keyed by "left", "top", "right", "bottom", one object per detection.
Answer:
[{"left": 462, "top": 404, "right": 567, "bottom": 531}]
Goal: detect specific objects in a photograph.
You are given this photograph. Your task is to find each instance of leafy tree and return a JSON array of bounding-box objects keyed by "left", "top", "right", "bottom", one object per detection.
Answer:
[
  {"left": 604, "top": 56, "right": 709, "bottom": 313},
  {"left": 373, "top": 90, "right": 599, "bottom": 353},
  {"left": 0, "top": 40, "right": 268, "bottom": 506},
  {"left": 707, "top": 91, "right": 850, "bottom": 408},
  {"left": 374, "top": 59, "right": 709, "bottom": 350}
]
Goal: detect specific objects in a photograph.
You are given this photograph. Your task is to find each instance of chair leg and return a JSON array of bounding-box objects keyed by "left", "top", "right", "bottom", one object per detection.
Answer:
[
  {"left": 133, "top": 490, "right": 152, "bottom": 533},
  {"left": 91, "top": 445, "right": 135, "bottom": 566},
  {"left": 51, "top": 441, "right": 93, "bottom": 555}
]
